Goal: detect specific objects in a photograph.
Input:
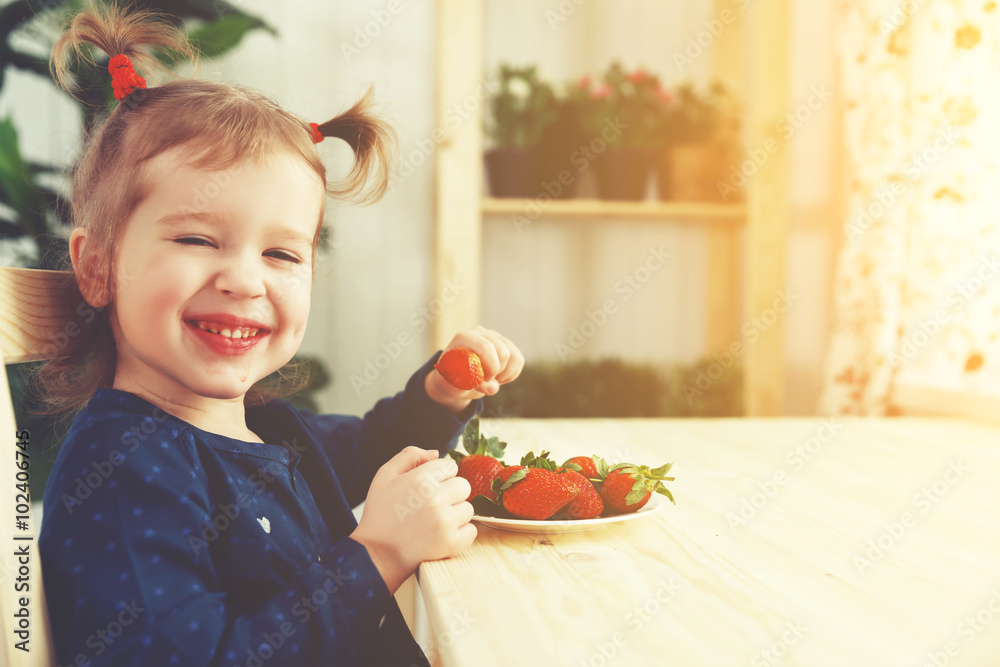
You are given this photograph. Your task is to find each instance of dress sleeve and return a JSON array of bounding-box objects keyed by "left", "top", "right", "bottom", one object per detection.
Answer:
[
  {"left": 40, "top": 422, "right": 422, "bottom": 666},
  {"left": 298, "top": 352, "right": 482, "bottom": 506}
]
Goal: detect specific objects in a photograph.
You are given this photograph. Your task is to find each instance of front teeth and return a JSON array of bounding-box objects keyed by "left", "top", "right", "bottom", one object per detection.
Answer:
[{"left": 194, "top": 321, "right": 261, "bottom": 339}]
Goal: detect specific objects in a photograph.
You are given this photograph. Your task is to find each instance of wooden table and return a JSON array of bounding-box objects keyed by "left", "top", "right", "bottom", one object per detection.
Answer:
[{"left": 416, "top": 417, "right": 1000, "bottom": 666}]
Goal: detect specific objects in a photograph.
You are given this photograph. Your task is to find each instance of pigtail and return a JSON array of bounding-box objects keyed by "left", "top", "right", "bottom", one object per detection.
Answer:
[
  {"left": 313, "top": 86, "right": 396, "bottom": 204},
  {"left": 50, "top": 2, "right": 194, "bottom": 97}
]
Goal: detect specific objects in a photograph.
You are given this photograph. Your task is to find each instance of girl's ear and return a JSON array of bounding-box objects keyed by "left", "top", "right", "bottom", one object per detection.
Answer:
[{"left": 69, "top": 228, "right": 109, "bottom": 308}]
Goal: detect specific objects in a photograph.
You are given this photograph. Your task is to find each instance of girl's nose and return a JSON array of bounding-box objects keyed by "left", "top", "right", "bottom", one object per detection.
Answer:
[{"left": 214, "top": 253, "right": 266, "bottom": 298}]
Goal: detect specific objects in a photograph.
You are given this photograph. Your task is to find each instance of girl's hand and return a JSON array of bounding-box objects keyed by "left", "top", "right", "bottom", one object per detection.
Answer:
[
  {"left": 350, "top": 447, "right": 475, "bottom": 593},
  {"left": 425, "top": 326, "right": 524, "bottom": 414}
]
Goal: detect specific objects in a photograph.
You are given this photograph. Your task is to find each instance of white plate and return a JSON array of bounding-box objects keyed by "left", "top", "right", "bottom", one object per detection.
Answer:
[{"left": 472, "top": 493, "right": 667, "bottom": 534}]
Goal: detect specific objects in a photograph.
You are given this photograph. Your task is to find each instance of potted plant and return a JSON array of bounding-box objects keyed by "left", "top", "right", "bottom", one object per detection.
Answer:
[
  {"left": 656, "top": 82, "right": 741, "bottom": 202},
  {"left": 569, "top": 63, "right": 670, "bottom": 201},
  {"left": 484, "top": 64, "right": 558, "bottom": 198}
]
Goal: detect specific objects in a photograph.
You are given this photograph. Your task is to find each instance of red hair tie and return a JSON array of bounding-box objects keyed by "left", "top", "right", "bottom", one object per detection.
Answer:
[
  {"left": 308, "top": 122, "right": 324, "bottom": 144},
  {"left": 108, "top": 54, "right": 146, "bottom": 101}
]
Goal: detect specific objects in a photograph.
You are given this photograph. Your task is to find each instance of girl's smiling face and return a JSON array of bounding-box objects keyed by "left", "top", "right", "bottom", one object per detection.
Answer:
[{"left": 109, "top": 147, "right": 324, "bottom": 404}]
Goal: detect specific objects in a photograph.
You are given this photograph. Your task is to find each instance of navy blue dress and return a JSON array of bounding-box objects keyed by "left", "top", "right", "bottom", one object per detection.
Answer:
[{"left": 40, "top": 355, "right": 479, "bottom": 666}]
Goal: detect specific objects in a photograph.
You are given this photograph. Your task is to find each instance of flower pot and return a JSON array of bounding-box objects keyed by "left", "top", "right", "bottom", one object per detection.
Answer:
[
  {"left": 485, "top": 148, "right": 539, "bottom": 198},
  {"left": 657, "top": 142, "right": 740, "bottom": 202},
  {"left": 534, "top": 104, "right": 584, "bottom": 199},
  {"left": 593, "top": 148, "right": 653, "bottom": 201}
]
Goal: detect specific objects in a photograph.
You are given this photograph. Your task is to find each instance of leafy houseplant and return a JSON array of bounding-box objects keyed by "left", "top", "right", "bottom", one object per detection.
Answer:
[
  {"left": 656, "top": 81, "right": 741, "bottom": 202},
  {"left": 569, "top": 62, "right": 672, "bottom": 201},
  {"left": 483, "top": 64, "right": 558, "bottom": 198}
]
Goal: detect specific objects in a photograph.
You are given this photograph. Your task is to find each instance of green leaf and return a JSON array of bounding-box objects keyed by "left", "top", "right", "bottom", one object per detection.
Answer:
[
  {"left": 655, "top": 486, "right": 676, "bottom": 505},
  {"left": 0, "top": 116, "right": 47, "bottom": 237},
  {"left": 650, "top": 462, "right": 674, "bottom": 476},
  {"left": 624, "top": 478, "right": 648, "bottom": 506},
  {"left": 595, "top": 457, "right": 609, "bottom": 479},
  {"left": 462, "top": 418, "right": 480, "bottom": 454},
  {"left": 447, "top": 449, "right": 464, "bottom": 464},
  {"left": 564, "top": 462, "right": 582, "bottom": 472},
  {"left": 499, "top": 468, "right": 527, "bottom": 491},
  {"left": 186, "top": 14, "right": 264, "bottom": 60}
]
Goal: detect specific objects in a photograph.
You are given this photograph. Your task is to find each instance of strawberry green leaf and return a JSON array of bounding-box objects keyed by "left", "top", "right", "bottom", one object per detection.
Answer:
[
  {"left": 484, "top": 435, "right": 506, "bottom": 458},
  {"left": 462, "top": 419, "right": 480, "bottom": 454},
  {"left": 624, "top": 478, "right": 648, "bottom": 506},
  {"left": 650, "top": 462, "right": 674, "bottom": 476},
  {"left": 564, "top": 462, "right": 583, "bottom": 472},
  {"left": 595, "top": 457, "right": 610, "bottom": 479},
  {"left": 655, "top": 486, "right": 676, "bottom": 505},
  {"left": 447, "top": 449, "right": 465, "bottom": 464},
  {"left": 499, "top": 468, "right": 528, "bottom": 491}
]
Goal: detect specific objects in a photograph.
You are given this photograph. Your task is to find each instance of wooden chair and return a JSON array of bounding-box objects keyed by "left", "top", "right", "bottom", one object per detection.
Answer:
[{"left": 1, "top": 266, "right": 78, "bottom": 667}]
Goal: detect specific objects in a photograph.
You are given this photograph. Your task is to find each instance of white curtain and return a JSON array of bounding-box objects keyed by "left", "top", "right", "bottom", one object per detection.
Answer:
[{"left": 820, "top": 0, "right": 1000, "bottom": 414}]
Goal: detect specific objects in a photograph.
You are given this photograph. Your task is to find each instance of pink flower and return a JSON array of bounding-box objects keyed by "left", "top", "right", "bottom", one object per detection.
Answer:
[
  {"left": 576, "top": 75, "right": 592, "bottom": 90},
  {"left": 591, "top": 83, "right": 612, "bottom": 100},
  {"left": 655, "top": 85, "right": 673, "bottom": 105},
  {"left": 627, "top": 69, "right": 648, "bottom": 83}
]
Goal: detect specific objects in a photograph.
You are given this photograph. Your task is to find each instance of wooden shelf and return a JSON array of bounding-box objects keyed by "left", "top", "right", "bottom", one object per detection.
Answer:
[{"left": 482, "top": 197, "right": 746, "bottom": 223}]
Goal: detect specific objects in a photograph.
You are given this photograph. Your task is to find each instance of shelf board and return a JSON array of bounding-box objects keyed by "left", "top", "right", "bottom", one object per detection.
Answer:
[{"left": 482, "top": 197, "right": 746, "bottom": 223}]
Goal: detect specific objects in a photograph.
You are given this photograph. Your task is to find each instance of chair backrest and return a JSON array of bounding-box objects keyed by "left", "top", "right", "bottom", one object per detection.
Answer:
[{"left": 1, "top": 266, "right": 77, "bottom": 667}]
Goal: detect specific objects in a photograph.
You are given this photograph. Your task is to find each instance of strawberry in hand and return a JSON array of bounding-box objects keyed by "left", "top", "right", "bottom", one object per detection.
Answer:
[
  {"left": 434, "top": 347, "right": 485, "bottom": 391},
  {"left": 600, "top": 463, "right": 676, "bottom": 515}
]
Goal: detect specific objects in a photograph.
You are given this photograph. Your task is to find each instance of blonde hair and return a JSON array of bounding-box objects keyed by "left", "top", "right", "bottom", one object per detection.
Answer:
[{"left": 37, "top": 3, "right": 394, "bottom": 414}]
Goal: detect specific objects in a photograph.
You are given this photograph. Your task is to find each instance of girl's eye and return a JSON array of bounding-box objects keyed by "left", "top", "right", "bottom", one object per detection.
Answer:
[
  {"left": 174, "top": 237, "right": 214, "bottom": 247},
  {"left": 265, "top": 250, "right": 302, "bottom": 264}
]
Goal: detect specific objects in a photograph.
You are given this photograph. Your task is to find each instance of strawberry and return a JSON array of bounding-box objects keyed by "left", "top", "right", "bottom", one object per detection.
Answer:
[
  {"left": 561, "top": 455, "right": 604, "bottom": 480},
  {"left": 600, "top": 463, "right": 676, "bottom": 515},
  {"left": 497, "top": 467, "right": 579, "bottom": 520},
  {"left": 434, "top": 347, "right": 485, "bottom": 390},
  {"left": 558, "top": 469, "right": 604, "bottom": 519},
  {"left": 458, "top": 455, "right": 504, "bottom": 502},
  {"left": 449, "top": 418, "right": 506, "bottom": 502}
]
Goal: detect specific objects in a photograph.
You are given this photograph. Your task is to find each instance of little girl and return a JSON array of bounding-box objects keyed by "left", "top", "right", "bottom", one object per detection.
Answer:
[{"left": 37, "top": 6, "right": 522, "bottom": 666}]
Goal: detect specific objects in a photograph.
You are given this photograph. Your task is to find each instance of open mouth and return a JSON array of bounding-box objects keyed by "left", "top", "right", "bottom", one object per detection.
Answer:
[{"left": 189, "top": 320, "right": 263, "bottom": 339}]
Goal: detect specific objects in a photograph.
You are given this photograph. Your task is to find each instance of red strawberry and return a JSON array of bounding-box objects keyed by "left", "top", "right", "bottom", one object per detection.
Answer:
[
  {"left": 434, "top": 347, "right": 485, "bottom": 390},
  {"left": 449, "top": 418, "right": 507, "bottom": 502},
  {"left": 558, "top": 469, "right": 603, "bottom": 519},
  {"left": 600, "top": 463, "right": 676, "bottom": 515},
  {"left": 562, "top": 455, "right": 603, "bottom": 480},
  {"left": 497, "top": 468, "right": 578, "bottom": 520},
  {"left": 458, "top": 455, "right": 504, "bottom": 502}
]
